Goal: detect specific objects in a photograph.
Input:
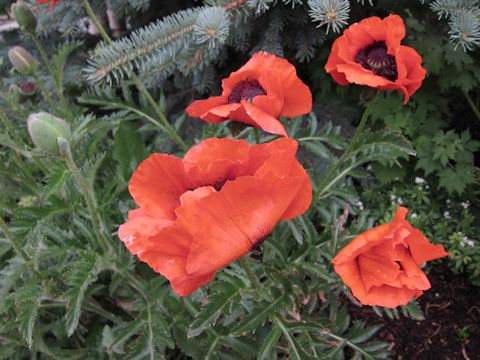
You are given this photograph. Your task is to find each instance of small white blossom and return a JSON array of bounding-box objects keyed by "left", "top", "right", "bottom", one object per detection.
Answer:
[
  {"left": 410, "top": 213, "right": 418, "bottom": 219},
  {"left": 355, "top": 200, "right": 364, "bottom": 210},
  {"left": 443, "top": 211, "right": 451, "bottom": 219},
  {"left": 461, "top": 201, "right": 470, "bottom": 209},
  {"left": 398, "top": 197, "right": 404, "bottom": 205},
  {"left": 461, "top": 236, "right": 476, "bottom": 248},
  {"left": 415, "top": 177, "right": 426, "bottom": 184}
]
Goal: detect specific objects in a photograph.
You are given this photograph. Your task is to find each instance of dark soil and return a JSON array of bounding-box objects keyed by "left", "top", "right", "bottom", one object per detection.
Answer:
[{"left": 348, "top": 264, "right": 480, "bottom": 360}]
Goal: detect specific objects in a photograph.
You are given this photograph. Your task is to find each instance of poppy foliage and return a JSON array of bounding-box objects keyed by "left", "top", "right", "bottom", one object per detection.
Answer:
[
  {"left": 36, "top": 0, "right": 60, "bottom": 12},
  {"left": 332, "top": 207, "right": 448, "bottom": 308},
  {"left": 325, "top": 14, "right": 426, "bottom": 104},
  {"left": 118, "top": 137, "right": 312, "bottom": 296},
  {"left": 186, "top": 52, "right": 312, "bottom": 136}
]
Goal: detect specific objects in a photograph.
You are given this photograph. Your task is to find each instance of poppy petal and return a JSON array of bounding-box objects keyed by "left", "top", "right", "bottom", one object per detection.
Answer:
[
  {"left": 186, "top": 96, "right": 227, "bottom": 118},
  {"left": 406, "top": 229, "right": 449, "bottom": 264},
  {"left": 185, "top": 172, "right": 306, "bottom": 276},
  {"left": 128, "top": 154, "right": 189, "bottom": 220},
  {"left": 241, "top": 101, "right": 288, "bottom": 136}
]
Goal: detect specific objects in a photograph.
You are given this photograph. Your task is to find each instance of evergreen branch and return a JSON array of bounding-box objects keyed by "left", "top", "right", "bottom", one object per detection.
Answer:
[{"left": 83, "top": 8, "right": 200, "bottom": 85}]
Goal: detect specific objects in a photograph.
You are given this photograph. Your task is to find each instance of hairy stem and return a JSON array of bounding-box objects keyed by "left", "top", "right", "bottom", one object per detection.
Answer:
[
  {"left": 61, "top": 142, "right": 111, "bottom": 253},
  {"left": 253, "top": 128, "right": 261, "bottom": 144},
  {"left": 463, "top": 90, "right": 480, "bottom": 121},
  {"left": 31, "top": 35, "right": 70, "bottom": 119}
]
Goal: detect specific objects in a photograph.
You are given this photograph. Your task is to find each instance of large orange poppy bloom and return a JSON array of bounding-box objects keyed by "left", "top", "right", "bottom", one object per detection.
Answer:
[
  {"left": 118, "top": 137, "right": 312, "bottom": 296},
  {"left": 186, "top": 52, "right": 312, "bottom": 137},
  {"left": 325, "top": 14, "right": 426, "bottom": 104},
  {"left": 332, "top": 207, "right": 448, "bottom": 308}
]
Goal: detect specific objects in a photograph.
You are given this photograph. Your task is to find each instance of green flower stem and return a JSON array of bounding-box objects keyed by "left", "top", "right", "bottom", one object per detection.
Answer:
[
  {"left": 463, "top": 90, "right": 480, "bottom": 121},
  {"left": 239, "top": 256, "right": 262, "bottom": 289},
  {"left": 32, "top": 74, "right": 62, "bottom": 114},
  {"left": 31, "top": 34, "right": 70, "bottom": 119},
  {"left": 80, "top": 0, "right": 188, "bottom": 151},
  {"left": 253, "top": 128, "right": 261, "bottom": 144},
  {"left": 61, "top": 142, "right": 111, "bottom": 253},
  {"left": 80, "top": 0, "right": 110, "bottom": 46},
  {"left": 316, "top": 95, "right": 377, "bottom": 200},
  {"left": 0, "top": 217, "right": 42, "bottom": 279}
]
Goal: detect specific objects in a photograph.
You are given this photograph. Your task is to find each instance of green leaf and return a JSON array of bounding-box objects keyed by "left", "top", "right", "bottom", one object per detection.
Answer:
[
  {"left": 126, "top": 301, "right": 173, "bottom": 359},
  {"left": 113, "top": 122, "right": 147, "bottom": 180},
  {"left": 400, "top": 300, "right": 425, "bottom": 320},
  {"left": 12, "top": 283, "right": 43, "bottom": 347},
  {"left": 64, "top": 250, "right": 103, "bottom": 336},
  {"left": 52, "top": 41, "right": 83, "bottom": 86},
  {"left": 258, "top": 326, "right": 281, "bottom": 360},
  {"left": 438, "top": 164, "right": 476, "bottom": 194},
  {"left": 350, "top": 324, "right": 382, "bottom": 344},
  {"left": 232, "top": 294, "right": 288, "bottom": 335},
  {"left": 188, "top": 282, "right": 241, "bottom": 338}
]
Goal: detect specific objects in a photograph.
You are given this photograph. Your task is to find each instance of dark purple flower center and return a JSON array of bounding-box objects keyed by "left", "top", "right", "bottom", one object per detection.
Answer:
[
  {"left": 355, "top": 41, "right": 398, "bottom": 81},
  {"left": 228, "top": 80, "right": 266, "bottom": 104}
]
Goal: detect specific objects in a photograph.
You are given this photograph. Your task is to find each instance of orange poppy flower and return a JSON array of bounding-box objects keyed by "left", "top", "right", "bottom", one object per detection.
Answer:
[
  {"left": 36, "top": 0, "right": 60, "bottom": 12},
  {"left": 118, "top": 137, "right": 312, "bottom": 296},
  {"left": 332, "top": 207, "right": 448, "bottom": 308},
  {"left": 186, "top": 52, "right": 312, "bottom": 137},
  {"left": 325, "top": 14, "right": 426, "bottom": 104}
]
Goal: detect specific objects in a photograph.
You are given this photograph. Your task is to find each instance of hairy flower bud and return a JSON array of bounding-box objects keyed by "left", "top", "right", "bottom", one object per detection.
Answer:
[
  {"left": 11, "top": 1, "right": 37, "bottom": 33},
  {"left": 8, "top": 46, "right": 37, "bottom": 75},
  {"left": 27, "top": 112, "right": 71, "bottom": 155}
]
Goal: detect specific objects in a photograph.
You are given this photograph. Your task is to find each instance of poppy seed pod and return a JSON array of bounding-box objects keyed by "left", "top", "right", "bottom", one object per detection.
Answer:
[
  {"left": 27, "top": 112, "right": 71, "bottom": 155},
  {"left": 12, "top": 1, "right": 37, "bottom": 33},
  {"left": 8, "top": 46, "right": 37, "bottom": 75}
]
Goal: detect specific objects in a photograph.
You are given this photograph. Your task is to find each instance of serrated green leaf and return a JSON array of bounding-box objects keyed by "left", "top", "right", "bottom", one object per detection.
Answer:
[
  {"left": 232, "top": 294, "right": 287, "bottom": 335},
  {"left": 113, "top": 123, "right": 146, "bottom": 180},
  {"left": 65, "top": 251, "right": 103, "bottom": 336},
  {"left": 188, "top": 283, "right": 240, "bottom": 338},
  {"left": 12, "top": 283, "right": 43, "bottom": 347},
  {"left": 350, "top": 324, "right": 382, "bottom": 344},
  {"left": 258, "top": 326, "right": 281, "bottom": 360}
]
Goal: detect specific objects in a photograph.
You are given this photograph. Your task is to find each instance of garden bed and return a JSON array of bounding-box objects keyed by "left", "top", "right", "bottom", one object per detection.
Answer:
[{"left": 350, "top": 264, "right": 480, "bottom": 360}]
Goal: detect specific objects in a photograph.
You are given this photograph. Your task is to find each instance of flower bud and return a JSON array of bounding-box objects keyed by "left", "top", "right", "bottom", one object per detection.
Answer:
[
  {"left": 19, "top": 82, "right": 37, "bottom": 97},
  {"left": 8, "top": 46, "right": 37, "bottom": 75},
  {"left": 27, "top": 112, "right": 71, "bottom": 155},
  {"left": 11, "top": 1, "right": 37, "bottom": 33}
]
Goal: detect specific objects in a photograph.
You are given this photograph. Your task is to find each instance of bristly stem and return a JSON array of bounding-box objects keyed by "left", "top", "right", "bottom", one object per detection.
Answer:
[
  {"left": 31, "top": 34, "right": 70, "bottom": 120},
  {"left": 60, "top": 141, "right": 112, "bottom": 253},
  {"left": 316, "top": 94, "right": 378, "bottom": 200},
  {"left": 80, "top": 0, "right": 188, "bottom": 151},
  {"left": 253, "top": 128, "right": 261, "bottom": 144},
  {"left": 463, "top": 90, "right": 480, "bottom": 121},
  {"left": 239, "top": 256, "right": 262, "bottom": 289}
]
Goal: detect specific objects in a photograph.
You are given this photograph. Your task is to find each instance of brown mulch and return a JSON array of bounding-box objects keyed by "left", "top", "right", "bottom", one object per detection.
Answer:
[{"left": 347, "top": 264, "right": 480, "bottom": 360}]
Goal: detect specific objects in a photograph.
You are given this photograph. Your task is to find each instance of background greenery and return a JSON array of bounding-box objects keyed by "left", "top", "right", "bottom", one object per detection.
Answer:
[{"left": 0, "top": 0, "right": 479, "bottom": 358}]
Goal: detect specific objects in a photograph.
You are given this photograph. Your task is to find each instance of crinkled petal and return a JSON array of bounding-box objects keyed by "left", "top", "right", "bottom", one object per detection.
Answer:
[{"left": 128, "top": 154, "right": 189, "bottom": 220}]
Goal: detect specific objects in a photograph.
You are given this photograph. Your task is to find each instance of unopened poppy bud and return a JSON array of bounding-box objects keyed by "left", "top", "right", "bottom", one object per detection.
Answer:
[
  {"left": 8, "top": 46, "right": 37, "bottom": 75},
  {"left": 11, "top": 1, "right": 37, "bottom": 33},
  {"left": 27, "top": 112, "right": 71, "bottom": 155},
  {"left": 19, "top": 82, "right": 37, "bottom": 97}
]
